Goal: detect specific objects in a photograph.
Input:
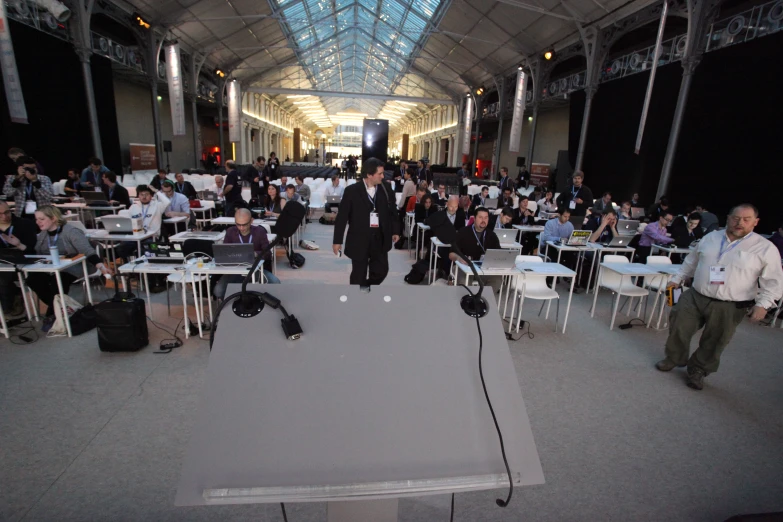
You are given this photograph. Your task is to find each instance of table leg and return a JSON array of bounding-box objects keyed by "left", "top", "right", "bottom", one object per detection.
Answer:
[
  {"left": 143, "top": 273, "right": 152, "bottom": 317},
  {"left": 54, "top": 272, "right": 73, "bottom": 338},
  {"left": 561, "top": 275, "right": 576, "bottom": 333},
  {"left": 82, "top": 259, "right": 94, "bottom": 305},
  {"left": 206, "top": 274, "right": 214, "bottom": 327},
  {"left": 587, "top": 250, "right": 599, "bottom": 293},
  {"left": 428, "top": 243, "right": 435, "bottom": 284},
  {"left": 17, "top": 272, "right": 33, "bottom": 322},
  {"left": 0, "top": 303, "right": 8, "bottom": 338},
  {"left": 508, "top": 275, "right": 519, "bottom": 334},
  {"left": 192, "top": 273, "right": 204, "bottom": 339},
  {"left": 182, "top": 278, "right": 189, "bottom": 340}
]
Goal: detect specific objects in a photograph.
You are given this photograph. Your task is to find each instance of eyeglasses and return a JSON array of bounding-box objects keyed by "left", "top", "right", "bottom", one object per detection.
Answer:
[
  {"left": 0, "top": 210, "right": 11, "bottom": 216},
  {"left": 728, "top": 216, "right": 754, "bottom": 223},
  {"left": 235, "top": 221, "right": 252, "bottom": 227}
]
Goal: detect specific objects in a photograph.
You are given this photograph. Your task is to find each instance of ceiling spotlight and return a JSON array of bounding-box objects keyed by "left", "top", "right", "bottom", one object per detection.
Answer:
[
  {"left": 544, "top": 50, "right": 556, "bottom": 61},
  {"left": 518, "top": 65, "right": 524, "bottom": 71},
  {"left": 475, "top": 86, "right": 485, "bottom": 96},
  {"left": 214, "top": 68, "right": 226, "bottom": 78},
  {"left": 528, "top": 116, "right": 533, "bottom": 121},
  {"left": 133, "top": 12, "right": 150, "bottom": 29}
]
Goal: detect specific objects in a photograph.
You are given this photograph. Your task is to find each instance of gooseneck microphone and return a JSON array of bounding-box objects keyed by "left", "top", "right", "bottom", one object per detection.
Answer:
[
  {"left": 232, "top": 201, "right": 306, "bottom": 318},
  {"left": 424, "top": 212, "right": 489, "bottom": 318}
]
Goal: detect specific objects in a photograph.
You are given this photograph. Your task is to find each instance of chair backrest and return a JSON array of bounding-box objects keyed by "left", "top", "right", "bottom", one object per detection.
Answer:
[
  {"left": 600, "top": 255, "right": 629, "bottom": 287},
  {"left": 645, "top": 255, "right": 672, "bottom": 266},
  {"left": 643, "top": 255, "right": 672, "bottom": 288},
  {"left": 515, "top": 255, "right": 542, "bottom": 264},
  {"left": 513, "top": 254, "right": 550, "bottom": 291},
  {"left": 182, "top": 239, "right": 214, "bottom": 258}
]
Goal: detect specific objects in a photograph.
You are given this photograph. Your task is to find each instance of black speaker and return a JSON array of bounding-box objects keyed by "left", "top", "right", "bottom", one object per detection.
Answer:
[
  {"left": 163, "top": 141, "right": 172, "bottom": 152},
  {"left": 516, "top": 157, "right": 526, "bottom": 167}
]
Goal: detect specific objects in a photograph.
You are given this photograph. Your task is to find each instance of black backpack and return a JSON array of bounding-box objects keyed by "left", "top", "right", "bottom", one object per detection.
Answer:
[
  {"left": 288, "top": 251, "right": 306, "bottom": 269},
  {"left": 404, "top": 260, "right": 428, "bottom": 285}
]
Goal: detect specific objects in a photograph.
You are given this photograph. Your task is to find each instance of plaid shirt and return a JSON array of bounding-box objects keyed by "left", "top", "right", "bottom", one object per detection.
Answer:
[{"left": 3, "top": 174, "right": 54, "bottom": 216}]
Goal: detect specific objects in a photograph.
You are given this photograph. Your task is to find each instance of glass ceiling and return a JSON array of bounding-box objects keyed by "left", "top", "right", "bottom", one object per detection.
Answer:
[{"left": 272, "top": 0, "right": 446, "bottom": 96}]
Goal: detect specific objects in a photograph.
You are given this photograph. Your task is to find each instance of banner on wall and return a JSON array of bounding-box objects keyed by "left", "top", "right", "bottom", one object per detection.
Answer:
[
  {"left": 508, "top": 69, "right": 526, "bottom": 153},
  {"left": 0, "top": 2, "right": 28, "bottom": 123},
  {"left": 530, "top": 163, "right": 550, "bottom": 187},
  {"left": 461, "top": 96, "right": 473, "bottom": 155},
  {"left": 228, "top": 80, "right": 241, "bottom": 143},
  {"left": 130, "top": 143, "right": 157, "bottom": 171},
  {"left": 166, "top": 43, "right": 186, "bottom": 136}
]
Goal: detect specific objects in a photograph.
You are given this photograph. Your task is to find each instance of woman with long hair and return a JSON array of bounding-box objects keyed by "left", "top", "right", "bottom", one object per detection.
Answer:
[{"left": 263, "top": 184, "right": 285, "bottom": 218}]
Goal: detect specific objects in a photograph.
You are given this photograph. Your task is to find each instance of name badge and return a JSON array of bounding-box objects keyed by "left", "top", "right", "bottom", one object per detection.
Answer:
[
  {"left": 709, "top": 265, "right": 726, "bottom": 285},
  {"left": 569, "top": 200, "right": 576, "bottom": 210},
  {"left": 24, "top": 201, "right": 37, "bottom": 214},
  {"left": 370, "top": 212, "right": 379, "bottom": 228}
]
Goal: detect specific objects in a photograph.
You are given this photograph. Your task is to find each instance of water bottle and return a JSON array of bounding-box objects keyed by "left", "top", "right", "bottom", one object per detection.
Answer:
[{"left": 50, "top": 246, "right": 61, "bottom": 266}]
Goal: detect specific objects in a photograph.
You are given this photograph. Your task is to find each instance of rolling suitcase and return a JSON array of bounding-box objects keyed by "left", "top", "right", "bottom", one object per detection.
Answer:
[{"left": 95, "top": 290, "right": 149, "bottom": 352}]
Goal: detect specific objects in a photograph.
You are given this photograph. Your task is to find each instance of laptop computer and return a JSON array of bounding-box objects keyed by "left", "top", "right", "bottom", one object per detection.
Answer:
[
  {"left": 602, "top": 236, "right": 631, "bottom": 248},
  {"left": 0, "top": 250, "right": 38, "bottom": 265},
  {"left": 496, "top": 231, "right": 517, "bottom": 244},
  {"left": 617, "top": 219, "right": 640, "bottom": 236},
  {"left": 630, "top": 207, "right": 645, "bottom": 219},
  {"left": 204, "top": 192, "right": 217, "bottom": 201},
  {"left": 483, "top": 198, "right": 499, "bottom": 210},
  {"left": 212, "top": 244, "right": 255, "bottom": 265},
  {"left": 102, "top": 216, "right": 134, "bottom": 234},
  {"left": 143, "top": 242, "right": 185, "bottom": 263},
  {"left": 476, "top": 249, "right": 518, "bottom": 270},
  {"left": 326, "top": 195, "right": 342, "bottom": 204},
  {"left": 561, "top": 230, "right": 591, "bottom": 246},
  {"left": 82, "top": 192, "right": 109, "bottom": 206}
]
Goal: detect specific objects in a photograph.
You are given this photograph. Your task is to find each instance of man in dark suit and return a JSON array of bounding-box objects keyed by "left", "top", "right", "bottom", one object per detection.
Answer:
[
  {"left": 101, "top": 171, "right": 131, "bottom": 208},
  {"left": 333, "top": 157, "right": 400, "bottom": 286},
  {"left": 472, "top": 186, "right": 489, "bottom": 208},
  {"left": 417, "top": 160, "right": 431, "bottom": 187},
  {"left": 174, "top": 173, "right": 198, "bottom": 200},
  {"left": 497, "top": 167, "right": 514, "bottom": 192}
]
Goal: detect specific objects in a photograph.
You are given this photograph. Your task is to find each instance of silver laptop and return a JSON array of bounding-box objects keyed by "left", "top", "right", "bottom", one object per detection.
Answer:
[
  {"left": 617, "top": 219, "right": 640, "bottom": 236},
  {"left": 602, "top": 236, "right": 631, "bottom": 248},
  {"left": 326, "top": 195, "right": 342, "bottom": 204},
  {"left": 477, "top": 249, "right": 518, "bottom": 270},
  {"left": 102, "top": 216, "right": 133, "bottom": 234},
  {"left": 496, "top": 231, "right": 517, "bottom": 244},
  {"left": 212, "top": 243, "right": 255, "bottom": 265},
  {"left": 630, "top": 207, "right": 645, "bottom": 219},
  {"left": 564, "top": 230, "right": 591, "bottom": 246},
  {"left": 483, "top": 198, "right": 498, "bottom": 209},
  {"left": 178, "top": 231, "right": 224, "bottom": 240}
]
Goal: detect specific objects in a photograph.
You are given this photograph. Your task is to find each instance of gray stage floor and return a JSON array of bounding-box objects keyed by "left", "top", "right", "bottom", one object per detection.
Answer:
[{"left": 2, "top": 222, "right": 782, "bottom": 521}]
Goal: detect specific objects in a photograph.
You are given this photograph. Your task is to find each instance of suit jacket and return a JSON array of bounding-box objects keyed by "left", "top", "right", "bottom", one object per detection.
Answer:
[
  {"left": 512, "top": 209, "right": 535, "bottom": 226},
  {"left": 333, "top": 180, "right": 400, "bottom": 260},
  {"left": 497, "top": 176, "right": 514, "bottom": 192},
  {"left": 175, "top": 181, "right": 198, "bottom": 200},
  {"left": 102, "top": 183, "right": 131, "bottom": 208}
]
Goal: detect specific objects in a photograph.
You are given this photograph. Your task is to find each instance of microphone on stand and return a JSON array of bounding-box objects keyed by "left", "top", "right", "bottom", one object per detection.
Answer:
[
  {"left": 232, "top": 201, "right": 306, "bottom": 319},
  {"left": 425, "top": 212, "right": 488, "bottom": 318}
]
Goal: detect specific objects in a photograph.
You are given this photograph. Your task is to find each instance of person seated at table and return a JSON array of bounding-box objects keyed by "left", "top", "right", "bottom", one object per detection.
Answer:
[
  {"left": 672, "top": 211, "right": 704, "bottom": 248},
  {"left": 80, "top": 157, "right": 109, "bottom": 190},
  {"left": 433, "top": 183, "right": 448, "bottom": 207},
  {"left": 443, "top": 196, "right": 466, "bottom": 232},
  {"left": 262, "top": 184, "right": 285, "bottom": 218},
  {"left": 638, "top": 209, "right": 675, "bottom": 263},
  {"left": 512, "top": 196, "right": 535, "bottom": 226},
  {"left": 694, "top": 203, "right": 719, "bottom": 232},
  {"left": 541, "top": 208, "right": 575, "bottom": 246},
  {"left": 0, "top": 200, "right": 38, "bottom": 315},
  {"left": 27, "top": 205, "right": 112, "bottom": 331},
  {"left": 499, "top": 187, "right": 515, "bottom": 208},
  {"left": 646, "top": 196, "right": 670, "bottom": 222},
  {"left": 284, "top": 184, "right": 302, "bottom": 205},
  {"left": 414, "top": 193, "right": 438, "bottom": 225},
  {"left": 161, "top": 180, "right": 193, "bottom": 229},
  {"left": 213, "top": 209, "right": 280, "bottom": 300},
  {"left": 448, "top": 207, "right": 501, "bottom": 263},
  {"left": 279, "top": 177, "right": 290, "bottom": 199},
  {"left": 592, "top": 191, "right": 613, "bottom": 214},
  {"left": 115, "top": 185, "right": 171, "bottom": 260},
  {"left": 205, "top": 175, "right": 225, "bottom": 197},
  {"left": 489, "top": 206, "right": 514, "bottom": 231},
  {"left": 294, "top": 175, "right": 311, "bottom": 202},
  {"left": 323, "top": 174, "right": 344, "bottom": 214},
  {"left": 459, "top": 195, "right": 474, "bottom": 227},
  {"left": 174, "top": 173, "right": 198, "bottom": 200},
  {"left": 101, "top": 171, "right": 131, "bottom": 208},
  {"left": 64, "top": 168, "right": 81, "bottom": 196},
  {"left": 618, "top": 201, "right": 633, "bottom": 220},
  {"left": 406, "top": 186, "right": 428, "bottom": 213},
  {"left": 472, "top": 186, "right": 490, "bottom": 208},
  {"left": 537, "top": 190, "right": 558, "bottom": 214},
  {"left": 149, "top": 169, "right": 169, "bottom": 192},
  {"left": 584, "top": 208, "right": 619, "bottom": 244}
]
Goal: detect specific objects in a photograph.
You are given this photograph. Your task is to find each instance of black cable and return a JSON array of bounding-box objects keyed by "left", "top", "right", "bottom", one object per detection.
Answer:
[
  {"left": 280, "top": 502, "right": 288, "bottom": 522},
  {"left": 450, "top": 492, "right": 455, "bottom": 522},
  {"left": 147, "top": 315, "right": 184, "bottom": 353},
  {"left": 7, "top": 318, "right": 39, "bottom": 345},
  {"left": 501, "top": 317, "right": 535, "bottom": 341},
  {"left": 458, "top": 284, "right": 513, "bottom": 508},
  {"left": 619, "top": 317, "right": 647, "bottom": 329}
]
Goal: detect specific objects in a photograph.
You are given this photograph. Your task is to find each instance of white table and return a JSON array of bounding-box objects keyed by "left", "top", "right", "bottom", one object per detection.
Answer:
[
  {"left": 415, "top": 222, "right": 430, "bottom": 260},
  {"left": 84, "top": 229, "right": 156, "bottom": 265},
  {"left": 511, "top": 224, "right": 544, "bottom": 244},
  {"left": 499, "top": 240, "right": 523, "bottom": 255},
  {"left": 211, "top": 217, "right": 275, "bottom": 226},
  {"left": 191, "top": 205, "right": 215, "bottom": 230},
  {"left": 169, "top": 231, "right": 225, "bottom": 243},
  {"left": 429, "top": 237, "right": 450, "bottom": 284},
  {"left": 0, "top": 264, "right": 30, "bottom": 338},
  {"left": 22, "top": 257, "right": 94, "bottom": 337},
  {"left": 514, "top": 262, "right": 577, "bottom": 334},
  {"left": 163, "top": 216, "right": 188, "bottom": 233},
  {"left": 585, "top": 243, "right": 636, "bottom": 294},
  {"left": 55, "top": 202, "right": 125, "bottom": 224},
  {"left": 644, "top": 264, "right": 682, "bottom": 330},
  {"left": 651, "top": 244, "right": 694, "bottom": 259},
  {"left": 590, "top": 262, "right": 660, "bottom": 330},
  {"left": 117, "top": 260, "right": 192, "bottom": 339},
  {"left": 405, "top": 211, "right": 416, "bottom": 257},
  {"left": 544, "top": 240, "right": 594, "bottom": 286}
]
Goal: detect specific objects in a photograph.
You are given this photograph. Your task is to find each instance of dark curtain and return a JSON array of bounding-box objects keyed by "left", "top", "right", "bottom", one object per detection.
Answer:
[
  {"left": 568, "top": 89, "right": 585, "bottom": 170},
  {"left": 0, "top": 21, "right": 121, "bottom": 181},
  {"left": 670, "top": 31, "right": 783, "bottom": 233}
]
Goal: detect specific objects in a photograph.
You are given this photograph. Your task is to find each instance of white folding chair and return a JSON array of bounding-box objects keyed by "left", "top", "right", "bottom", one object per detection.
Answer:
[
  {"left": 590, "top": 255, "right": 649, "bottom": 330},
  {"left": 643, "top": 256, "right": 672, "bottom": 328},
  {"left": 510, "top": 255, "right": 560, "bottom": 333},
  {"left": 73, "top": 243, "right": 106, "bottom": 304}
]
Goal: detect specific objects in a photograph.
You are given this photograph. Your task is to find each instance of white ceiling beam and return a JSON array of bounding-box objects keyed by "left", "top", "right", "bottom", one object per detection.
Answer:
[
  {"left": 245, "top": 87, "right": 454, "bottom": 105},
  {"left": 495, "top": 0, "right": 584, "bottom": 22}
]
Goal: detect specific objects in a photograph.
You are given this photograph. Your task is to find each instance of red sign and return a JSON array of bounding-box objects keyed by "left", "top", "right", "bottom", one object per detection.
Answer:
[
  {"left": 130, "top": 143, "right": 157, "bottom": 171},
  {"left": 530, "top": 163, "right": 551, "bottom": 187}
]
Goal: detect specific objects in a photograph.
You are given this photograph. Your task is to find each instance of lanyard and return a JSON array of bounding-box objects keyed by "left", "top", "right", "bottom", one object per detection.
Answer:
[
  {"left": 0, "top": 225, "right": 12, "bottom": 246},
  {"left": 472, "top": 226, "right": 486, "bottom": 252},
  {"left": 571, "top": 186, "right": 580, "bottom": 199},
  {"left": 366, "top": 183, "right": 376, "bottom": 210},
  {"left": 141, "top": 204, "right": 150, "bottom": 223},
  {"left": 718, "top": 232, "right": 752, "bottom": 261},
  {"left": 109, "top": 188, "right": 114, "bottom": 200},
  {"left": 48, "top": 233, "right": 59, "bottom": 249},
  {"left": 267, "top": 201, "right": 274, "bottom": 211},
  {"left": 25, "top": 184, "right": 33, "bottom": 199},
  {"left": 238, "top": 232, "right": 250, "bottom": 244},
  {"left": 178, "top": 183, "right": 184, "bottom": 193}
]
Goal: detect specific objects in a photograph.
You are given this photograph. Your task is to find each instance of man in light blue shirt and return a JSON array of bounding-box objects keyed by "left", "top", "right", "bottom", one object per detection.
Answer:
[
  {"left": 80, "top": 157, "right": 110, "bottom": 190},
  {"left": 161, "top": 180, "right": 193, "bottom": 228},
  {"left": 540, "top": 208, "right": 575, "bottom": 247}
]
